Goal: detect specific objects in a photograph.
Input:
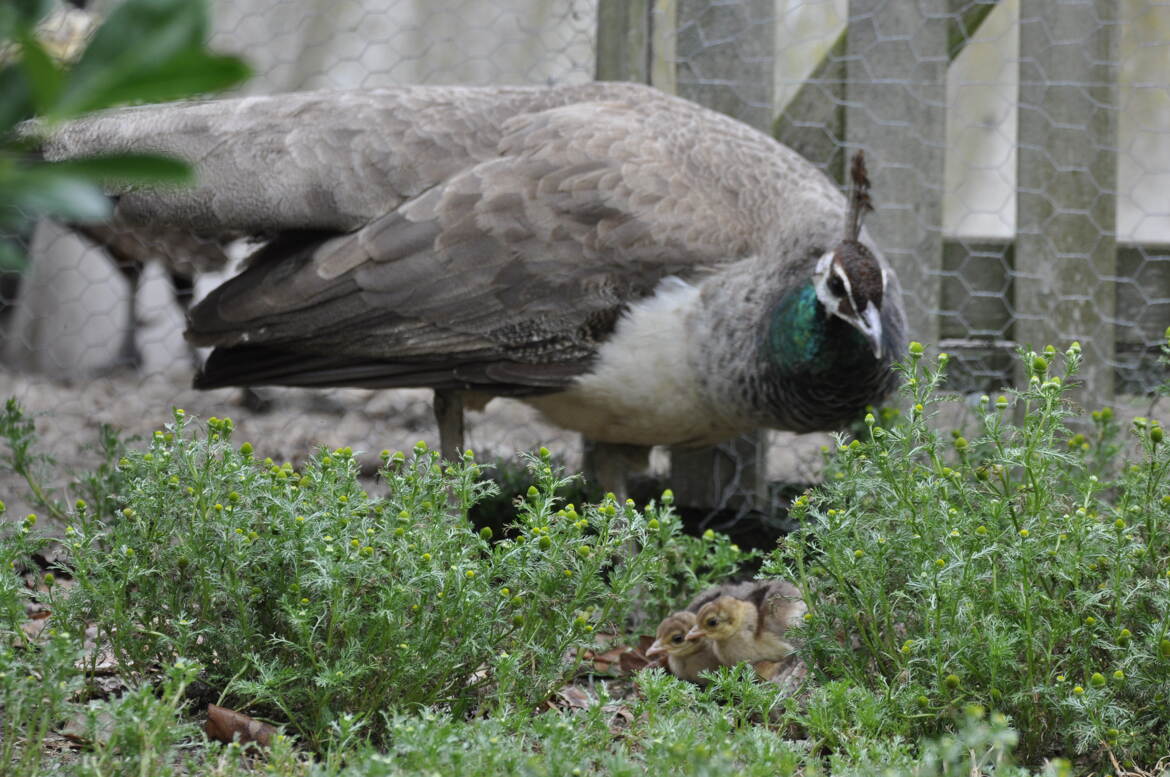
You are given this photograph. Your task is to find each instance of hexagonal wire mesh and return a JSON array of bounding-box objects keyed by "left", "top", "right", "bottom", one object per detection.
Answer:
[{"left": 1, "top": 0, "right": 1167, "bottom": 536}]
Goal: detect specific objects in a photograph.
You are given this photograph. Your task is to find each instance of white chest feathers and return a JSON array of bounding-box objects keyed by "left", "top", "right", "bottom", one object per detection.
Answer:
[{"left": 524, "top": 277, "right": 745, "bottom": 446}]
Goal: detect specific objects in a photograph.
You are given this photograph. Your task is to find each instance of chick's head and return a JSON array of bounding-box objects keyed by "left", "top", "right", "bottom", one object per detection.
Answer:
[
  {"left": 647, "top": 612, "right": 703, "bottom": 658},
  {"left": 688, "top": 596, "right": 746, "bottom": 641}
]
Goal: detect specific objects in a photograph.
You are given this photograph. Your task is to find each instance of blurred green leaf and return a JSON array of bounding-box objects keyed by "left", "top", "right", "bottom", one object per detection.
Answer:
[
  {"left": 0, "top": 65, "right": 34, "bottom": 136},
  {"left": 17, "top": 31, "right": 64, "bottom": 113},
  {"left": 55, "top": 50, "right": 249, "bottom": 117},
  {"left": 0, "top": 169, "right": 111, "bottom": 227},
  {"left": 76, "top": 0, "right": 206, "bottom": 72},
  {"left": 50, "top": 0, "right": 250, "bottom": 117},
  {"left": 44, "top": 153, "right": 193, "bottom": 186},
  {"left": 0, "top": 0, "right": 249, "bottom": 241},
  {"left": 0, "top": 239, "right": 26, "bottom": 272},
  {"left": 6, "top": 0, "right": 54, "bottom": 30}
]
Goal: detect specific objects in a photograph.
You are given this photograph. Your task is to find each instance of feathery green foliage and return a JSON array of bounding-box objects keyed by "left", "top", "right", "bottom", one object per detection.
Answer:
[
  {"left": 771, "top": 342, "right": 1170, "bottom": 770},
  {"left": 3, "top": 337, "right": 1167, "bottom": 773}
]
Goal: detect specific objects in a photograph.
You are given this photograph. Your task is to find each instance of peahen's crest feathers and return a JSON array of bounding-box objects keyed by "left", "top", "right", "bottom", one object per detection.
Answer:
[{"left": 846, "top": 150, "right": 873, "bottom": 242}]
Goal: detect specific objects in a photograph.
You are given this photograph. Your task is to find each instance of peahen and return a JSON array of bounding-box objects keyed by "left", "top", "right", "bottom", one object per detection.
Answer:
[{"left": 37, "top": 82, "right": 907, "bottom": 459}]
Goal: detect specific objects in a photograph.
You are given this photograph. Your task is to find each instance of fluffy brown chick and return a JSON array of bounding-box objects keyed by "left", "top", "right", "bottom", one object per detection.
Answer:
[
  {"left": 645, "top": 581, "right": 757, "bottom": 684},
  {"left": 684, "top": 580, "right": 757, "bottom": 613},
  {"left": 646, "top": 611, "right": 721, "bottom": 684},
  {"left": 685, "top": 580, "right": 806, "bottom": 665}
]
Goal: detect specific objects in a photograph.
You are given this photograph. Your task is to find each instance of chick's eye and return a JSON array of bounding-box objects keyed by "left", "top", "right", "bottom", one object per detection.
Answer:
[
  {"left": 706, "top": 618, "right": 718, "bottom": 628},
  {"left": 828, "top": 275, "right": 846, "bottom": 297},
  {"left": 671, "top": 635, "right": 683, "bottom": 644}
]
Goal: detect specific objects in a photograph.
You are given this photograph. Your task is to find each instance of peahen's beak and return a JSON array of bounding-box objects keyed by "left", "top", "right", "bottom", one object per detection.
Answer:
[{"left": 857, "top": 305, "right": 883, "bottom": 359}]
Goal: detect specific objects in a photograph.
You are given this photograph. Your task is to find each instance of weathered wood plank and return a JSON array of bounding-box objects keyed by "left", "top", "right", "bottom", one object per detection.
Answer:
[
  {"left": 674, "top": 0, "right": 774, "bottom": 130},
  {"left": 845, "top": 0, "right": 949, "bottom": 351},
  {"left": 772, "top": 30, "right": 847, "bottom": 183},
  {"left": 667, "top": 0, "right": 774, "bottom": 513},
  {"left": 773, "top": 2, "right": 999, "bottom": 186},
  {"left": 1015, "top": 0, "right": 1118, "bottom": 402},
  {"left": 948, "top": 0, "right": 999, "bottom": 59},
  {"left": 595, "top": 0, "right": 652, "bottom": 83}
]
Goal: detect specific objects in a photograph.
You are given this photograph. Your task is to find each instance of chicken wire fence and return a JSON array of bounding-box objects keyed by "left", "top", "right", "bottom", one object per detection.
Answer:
[{"left": 1, "top": 0, "right": 1167, "bottom": 535}]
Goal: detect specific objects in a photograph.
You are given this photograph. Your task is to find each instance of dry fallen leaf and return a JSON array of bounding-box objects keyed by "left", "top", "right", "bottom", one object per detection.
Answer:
[
  {"left": 618, "top": 649, "right": 654, "bottom": 675},
  {"left": 61, "top": 708, "right": 116, "bottom": 746},
  {"left": 555, "top": 685, "right": 595, "bottom": 710},
  {"left": 205, "top": 704, "right": 277, "bottom": 747}
]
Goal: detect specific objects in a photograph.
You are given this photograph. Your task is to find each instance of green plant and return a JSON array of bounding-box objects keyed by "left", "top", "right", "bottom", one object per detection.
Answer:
[
  {"left": 36, "top": 410, "right": 749, "bottom": 747},
  {"left": 0, "top": 0, "right": 249, "bottom": 268},
  {"left": 72, "top": 658, "right": 201, "bottom": 777},
  {"left": 0, "top": 508, "right": 80, "bottom": 775},
  {"left": 1158, "top": 324, "right": 1170, "bottom": 397},
  {"left": 771, "top": 342, "right": 1170, "bottom": 771},
  {"left": 1, "top": 394, "right": 1114, "bottom": 776}
]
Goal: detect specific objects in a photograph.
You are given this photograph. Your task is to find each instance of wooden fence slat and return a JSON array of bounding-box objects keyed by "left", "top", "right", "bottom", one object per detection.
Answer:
[
  {"left": 773, "top": 3, "right": 1000, "bottom": 186},
  {"left": 772, "top": 30, "right": 847, "bottom": 184},
  {"left": 664, "top": 0, "right": 774, "bottom": 515},
  {"left": 845, "top": 0, "right": 949, "bottom": 352},
  {"left": 596, "top": 0, "right": 651, "bottom": 83},
  {"left": 1015, "top": 0, "right": 1118, "bottom": 403}
]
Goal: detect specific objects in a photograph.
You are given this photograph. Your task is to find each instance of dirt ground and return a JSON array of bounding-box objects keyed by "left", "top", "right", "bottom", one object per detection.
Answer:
[{"left": 0, "top": 364, "right": 836, "bottom": 537}]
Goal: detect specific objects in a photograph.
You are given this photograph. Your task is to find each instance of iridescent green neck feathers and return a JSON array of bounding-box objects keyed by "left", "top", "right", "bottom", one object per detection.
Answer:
[{"left": 767, "top": 282, "right": 872, "bottom": 375}]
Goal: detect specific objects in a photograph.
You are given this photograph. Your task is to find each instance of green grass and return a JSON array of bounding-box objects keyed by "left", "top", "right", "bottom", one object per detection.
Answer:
[
  {"left": 1, "top": 336, "right": 1167, "bottom": 775},
  {"left": 772, "top": 341, "right": 1170, "bottom": 770}
]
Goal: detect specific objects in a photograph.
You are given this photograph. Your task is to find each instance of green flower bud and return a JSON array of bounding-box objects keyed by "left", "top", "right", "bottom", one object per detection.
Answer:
[
  {"left": 908, "top": 341, "right": 924, "bottom": 356},
  {"left": 943, "top": 674, "right": 960, "bottom": 690},
  {"left": 480, "top": 526, "right": 493, "bottom": 540},
  {"left": 1090, "top": 672, "right": 1106, "bottom": 688}
]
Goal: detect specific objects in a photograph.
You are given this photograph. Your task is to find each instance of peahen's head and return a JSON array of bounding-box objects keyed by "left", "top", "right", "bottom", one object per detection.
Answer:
[{"left": 811, "top": 151, "right": 887, "bottom": 359}]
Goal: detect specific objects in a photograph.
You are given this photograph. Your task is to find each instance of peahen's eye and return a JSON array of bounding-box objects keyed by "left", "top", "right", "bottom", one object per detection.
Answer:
[{"left": 828, "top": 275, "right": 846, "bottom": 297}]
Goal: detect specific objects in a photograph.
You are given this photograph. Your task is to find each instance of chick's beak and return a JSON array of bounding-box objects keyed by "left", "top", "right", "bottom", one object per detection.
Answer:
[
  {"left": 684, "top": 626, "right": 705, "bottom": 642},
  {"left": 646, "top": 640, "right": 667, "bottom": 658}
]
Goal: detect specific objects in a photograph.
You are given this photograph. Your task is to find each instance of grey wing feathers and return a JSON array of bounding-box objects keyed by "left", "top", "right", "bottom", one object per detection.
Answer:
[{"left": 39, "top": 82, "right": 854, "bottom": 393}]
